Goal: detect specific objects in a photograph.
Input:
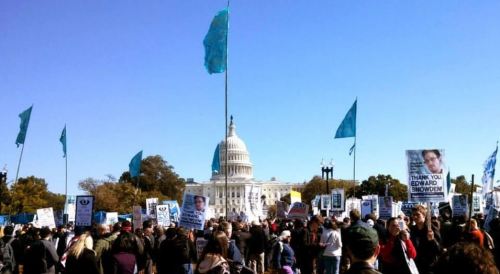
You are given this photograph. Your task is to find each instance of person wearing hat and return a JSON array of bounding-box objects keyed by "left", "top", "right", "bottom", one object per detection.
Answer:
[
  {"left": 272, "top": 230, "right": 296, "bottom": 274},
  {"left": 344, "top": 225, "right": 382, "bottom": 274}
]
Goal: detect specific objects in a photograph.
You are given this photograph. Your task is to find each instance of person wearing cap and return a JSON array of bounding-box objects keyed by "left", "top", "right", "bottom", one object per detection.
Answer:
[
  {"left": 344, "top": 224, "right": 382, "bottom": 274},
  {"left": 272, "top": 230, "right": 296, "bottom": 274}
]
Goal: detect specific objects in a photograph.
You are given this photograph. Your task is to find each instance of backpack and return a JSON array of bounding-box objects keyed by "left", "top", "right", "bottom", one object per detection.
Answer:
[{"left": 0, "top": 238, "right": 16, "bottom": 272}]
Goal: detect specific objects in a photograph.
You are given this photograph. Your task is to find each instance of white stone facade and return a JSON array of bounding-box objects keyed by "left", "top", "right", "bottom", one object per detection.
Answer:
[{"left": 185, "top": 118, "right": 295, "bottom": 218}]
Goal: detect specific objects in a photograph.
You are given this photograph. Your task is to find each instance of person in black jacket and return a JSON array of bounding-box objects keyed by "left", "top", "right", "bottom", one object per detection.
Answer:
[
  {"left": 64, "top": 232, "right": 99, "bottom": 274},
  {"left": 410, "top": 205, "right": 441, "bottom": 274},
  {"left": 247, "top": 221, "right": 266, "bottom": 274},
  {"left": 23, "top": 227, "right": 59, "bottom": 274}
]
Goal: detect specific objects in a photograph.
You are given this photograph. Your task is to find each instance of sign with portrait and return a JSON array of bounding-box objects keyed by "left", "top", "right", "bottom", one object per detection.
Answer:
[
  {"left": 452, "top": 194, "right": 468, "bottom": 217},
  {"left": 321, "top": 194, "right": 331, "bottom": 210},
  {"left": 179, "top": 193, "right": 209, "bottom": 230},
  {"left": 75, "top": 196, "right": 94, "bottom": 227},
  {"left": 36, "top": 207, "right": 56, "bottom": 229},
  {"left": 331, "top": 188, "right": 345, "bottom": 211},
  {"left": 406, "top": 149, "right": 447, "bottom": 202},
  {"left": 133, "top": 206, "right": 142, "bottom": 230},
  {"left": 378, "top": 197, "right": 393, "bottom": 220},
  {"left": 146, "top": 198, "right": 159, "bottom": 219},
  {"left": 162, "top": 200, "right": 180, "bottom": 222},
  {"left": 156, "top": 205, "right": 171, "bottom": 227}
]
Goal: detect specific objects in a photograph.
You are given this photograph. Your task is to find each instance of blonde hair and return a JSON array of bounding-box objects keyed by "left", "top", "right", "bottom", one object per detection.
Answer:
[{"left": 68, "top": 232, "right": 94, "bottom": 259}]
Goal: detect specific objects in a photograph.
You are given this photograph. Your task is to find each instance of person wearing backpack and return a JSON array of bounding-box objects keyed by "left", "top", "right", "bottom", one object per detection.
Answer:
[
  {"left": 24, "top": 227, "right": 59, "bottom": 274},
  {"left": 0, "top": 225, "right": 16, "bottom": 274},
  {"left": 272, "top": 230, "right": 295, "bottom": 274}
]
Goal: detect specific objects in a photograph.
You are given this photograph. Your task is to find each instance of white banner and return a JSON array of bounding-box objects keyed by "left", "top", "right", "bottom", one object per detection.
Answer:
[
  {"left": 321, "top": 194, "right": 331, "bottom": 210},
  {"left": 75, "top": 196, "right": 94, "bottom": 227},
  {"left": 36, "top": 207, "right": 56, "bottom": 229},
  {"left": 156, "top": 205, "right": 171, "bottom": 227},
  {"left": 407, "top": 149, "right": 447, "bottom": 202},
  {"left": 245, "top": 185, "right": 262, "bottom": 222},
  {"left": 287, "top": 202, "right": 309, "bottom": 220},
  {"left": 472, "top": 193, "right": 482, "bottom": 214},
  {"left": 362, "top": 195, "right": 379, "bottom": 217}
]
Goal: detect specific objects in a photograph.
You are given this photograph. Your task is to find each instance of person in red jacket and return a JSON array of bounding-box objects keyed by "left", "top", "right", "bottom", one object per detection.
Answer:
[{"left": 380, "top": 217, "right": 417, "bottom": 274}]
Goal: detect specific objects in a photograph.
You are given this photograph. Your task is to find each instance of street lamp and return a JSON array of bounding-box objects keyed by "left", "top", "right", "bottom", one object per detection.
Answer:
[
  {"left": 321, "top": 159, "right": 334, "bottom": 194},
  {"left": 0, "top": 165, "right": 7, "bottom": 183}
]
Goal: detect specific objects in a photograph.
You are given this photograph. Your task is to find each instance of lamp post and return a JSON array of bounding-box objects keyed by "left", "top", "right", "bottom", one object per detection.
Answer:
[{"left": 321, "top": 159, "right": 334, "bottom": 194}]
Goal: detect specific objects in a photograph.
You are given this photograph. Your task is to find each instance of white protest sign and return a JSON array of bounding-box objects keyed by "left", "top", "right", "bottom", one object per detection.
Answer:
[
  {"left": 407, "top": 149, "right": 447, "bottom": 202},
  {"left": 321, "top": 194, "right": 331, "bottom": 210},
  {"left": 472, "top": 193, "right": 483, "bottom": 214},
  {"left": 75, "top": 196, "right": 94, "bottom": 227},
  {"left": 362, "top": 195, "right": 379, "bottom": 217},
  {"left": 162, "top": 200, "right": 180, "bottom": 222},
  {"left": 179, "top": 193, "right": 209, "bottom": 230},
  {"left": 156, "top": 205, "right": 171, "bottom": 227},
  {"left": 276, "top": 201, "right": 288, "bottom": 219},
  {"left": 361, "top": 200, "right": 373, "bottom": 218},
  {"left": 36, "top": 207, "right": 56, "bottom": 229},
  {"left": 331, "top": 188, "right": 345, "bottom": 212},
  {"left": 378, "top": 197, "right": 393, "bottom": 220},
  {"left": 146, "top": 198, "right": 159, "bottom": 219},
  {"left": 105, "top": 212, "right": 118, "bottom": 225}
]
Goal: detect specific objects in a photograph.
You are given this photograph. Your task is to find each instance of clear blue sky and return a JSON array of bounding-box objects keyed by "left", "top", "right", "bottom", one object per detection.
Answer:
[{"left": 1, "top": 1, "right": 499, "bottom": 195}]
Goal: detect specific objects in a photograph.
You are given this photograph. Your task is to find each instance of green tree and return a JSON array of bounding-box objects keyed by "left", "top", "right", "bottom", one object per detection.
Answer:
[
  {"left": 9, "top": 176, "right": 64, "bottom": 214},
  {"left": 358, "top": 174, "right": 408, "bottom": 201},
  {"left": 452, "top": 175, "right": 476, "bottom": 199},
  {"left": 0, "top": 174, "right": 11, "bottom": 214},
  {"left": 119, "top": 155, "right": 185, "bottom": 202}
]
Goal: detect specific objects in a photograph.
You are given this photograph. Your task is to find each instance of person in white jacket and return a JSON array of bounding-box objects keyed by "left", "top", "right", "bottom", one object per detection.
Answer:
[{"left": 320, "top": 219, "right": 342, "bottom": 274}]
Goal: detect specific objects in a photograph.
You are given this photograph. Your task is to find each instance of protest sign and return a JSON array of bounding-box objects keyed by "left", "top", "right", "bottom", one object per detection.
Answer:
[
  {"left": 407, "top": 149, "right": 447, "bottom": 202},
  {"left": 276, "top": 201, "right": 289, "bottom": 219},
  {"left": 321, "top": 194, "right": 331, "bottom": 210},
  {"left": 146, "top": 198, "right": 159, "bottom": 219},
  {"left": 156, "top": 205, "right": 171, "bottom": 227},
  {"left": 452, "top": 194, "right": 468, "bottom": 217},
  {"left": 361, "top": 200, "right": 373, "bottom": 218},
  {"left": 162, "top": 200, "right": 180, "bottom": 222},
  {"left": 378, "top": 197, "right": 393, "bottom": 220},
  {"left": 133, "top": 206, "right": 142, "bottom": 229},
  {"left": 65, "top": 195, "right": 76, "bottom": 223},
  {"left": 362, "top": 195, "right": 379, "bottom": 217},
  {"left": 345, "top": 198, "right": 361, "bottom": 214},
  {"left": 484, "top": 206, "right": 499, "bottom": 231},
  {"left": 55, "top": 210, "right": 64, "bottom": 227},
  {"left": 245, "top": 185, "right": 262, "bottom": 222},
  {"left": 290, "top": 191, "right": 302, "bottom": 205},
  {"left": 287, "top": 202, "right": 309, "bottom": 220},
  {"left": 179, "top": 193, "right": 209, "bottom": 230},
  {"left": 401, "top": 201, "right": 419, "bottom": 217},
  {"left": 331, "top": 188, "right": 345, "bottom": 212},
  {"left": 472, "top": 193, "right": 482, "bottom": 214},
  {"left": 105, "top": 212, "right": 118, "bottom": 225},
  {"left": 196, "top": 238, "right": 208, "bottom": 260},
  {"left": 75, "top": 196, "right": 94, "bottom": 227},
  {"left": 37, "top": 207, "right": 56, "bottom": 229}
]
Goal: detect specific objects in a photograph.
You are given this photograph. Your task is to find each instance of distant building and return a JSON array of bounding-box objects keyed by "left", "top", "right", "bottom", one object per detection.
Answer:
[{"left": 185, "top": 118, "right": 298, "bottom": 219}]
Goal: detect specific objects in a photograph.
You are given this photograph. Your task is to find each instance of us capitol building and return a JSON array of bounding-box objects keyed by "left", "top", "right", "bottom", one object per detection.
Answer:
[{"left": 185, "top": 118, "right": 300, "bottom": 219}]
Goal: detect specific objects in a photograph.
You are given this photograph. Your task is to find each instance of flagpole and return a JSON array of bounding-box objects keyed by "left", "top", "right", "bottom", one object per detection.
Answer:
[
  {"left": 224, "top": 0, "right": 230, "bottom": 220},
  {"left": 14, "top": 144, "right": 25, "bottom": 185},
  {"left": 353, "top": 137, "right": 356, "bottom": 198}
]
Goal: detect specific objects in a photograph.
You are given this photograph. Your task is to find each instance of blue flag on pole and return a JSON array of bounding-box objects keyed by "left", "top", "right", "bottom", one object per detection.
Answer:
[
  {"left": 482, "top": 144, "right": 498, "bottom": 195},
  {"left": 335, "top": 100, "right": 357, "bottom": 139},
  {"left": 129, "top": 151, "right": 143, "bottom": 178},
  {"left": 60, "top": 126, "right": 67, "bottom": 158},
  {"left": 203, "top": 8, "right": 228, "bottom": 74},
  {"left": 212, "top": 144, "right": 220, "bottom": 174},
  {"left": 16, "top": 105, "right": 33, "bottom": 147}
]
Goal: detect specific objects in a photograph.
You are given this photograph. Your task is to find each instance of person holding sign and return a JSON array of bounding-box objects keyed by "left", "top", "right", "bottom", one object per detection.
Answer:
[
  {"left": 379, "top": 217, "right": 417, "bottom": 274},
  {"left": 422, "top": 150, "right": 443, "bottom": 174},
  {"left": 410, "top": 205, "right": 441, "bottom": 274}
]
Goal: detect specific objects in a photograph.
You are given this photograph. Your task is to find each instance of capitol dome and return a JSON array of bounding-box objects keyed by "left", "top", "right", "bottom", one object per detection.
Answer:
[{"left": 211, "top": 117, "right": 253, "bottom": 180}]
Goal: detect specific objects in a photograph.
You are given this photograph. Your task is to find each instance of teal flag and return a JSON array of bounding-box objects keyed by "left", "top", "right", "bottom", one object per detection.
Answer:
[
  {"left": 15, "top": 105, "right": 33, "bottom": 147},
  {"left": 335, "top": 100, "right": 357, "bottom": 139},
  {"left": 129, "top": 151, "right": 143, "bottom": 178},
  {"left": 60, "top": 126, "right": 67, "bottom": 158},
  {"left": 203, "top": 8, "right": 228, "bottom": 74},
  {"left": 212, "top": 144, "right": 220, "bottom": 174}
]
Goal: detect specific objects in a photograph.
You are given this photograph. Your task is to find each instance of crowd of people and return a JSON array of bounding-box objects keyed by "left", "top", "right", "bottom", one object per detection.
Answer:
[{"left": 0, "top": 204, "right": 499, "bottom": 274}]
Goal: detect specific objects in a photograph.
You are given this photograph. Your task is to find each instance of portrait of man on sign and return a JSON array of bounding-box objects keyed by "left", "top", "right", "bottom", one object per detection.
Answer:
[
  {"left": 194, "top": 195, "right": 206, "bottom": 213},
  {"left": 422, "top": 149, "right": 443, "bottom": 174}
]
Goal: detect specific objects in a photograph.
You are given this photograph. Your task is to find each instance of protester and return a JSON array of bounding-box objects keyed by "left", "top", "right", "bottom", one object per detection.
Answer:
[
  {"left": 23, "top": 227, "right": 59, "bottom": 274},
  {"left": 94, "top": 223, "right": 120, "bottom": 274},
  {"left": 434, "top": 242, "right": 499, "bottom": 274},
  {"left": 157, "top": 227, "right": 196, "bottom": 274},
  {"left": 272, "top": 230, "right": 295, "bottom": 274},
  {"left": 379, "top": 217, "right": 417, "bottom": 274},
  {"left": 344, "top": 224, "right": 381, "bottom": 274},
  {"left": 465, "top": 219, "right": 484, "bottom": 248},
  {"left": 0, "top": 225, "right": 17, "bottom": 274},
  {"left": 247, "top": 221, "right": 266, "bottom": 274},
  {"left": 141, "top": 220, "right": 155, "bottom": 274},
  {"left": 64, "top": 231, "right": 100, "bottom": 274},
  {"left": 111, "top": 224, "right": 144, "bottom": 274},
  {"left": 320, "top": 219, "right": 342, "bottom": 274},
  {"left": 410, "top": 205, "right": 441, "bottom": 274},
  {"left": 197, "top": 231, "right": 231, "bottom": 274}
]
